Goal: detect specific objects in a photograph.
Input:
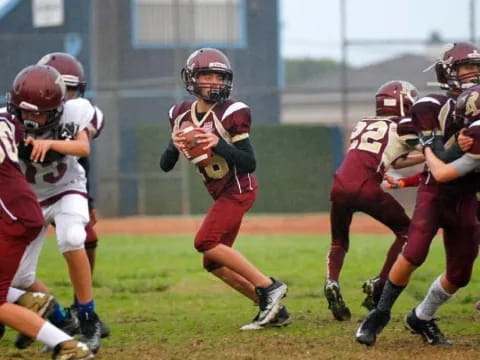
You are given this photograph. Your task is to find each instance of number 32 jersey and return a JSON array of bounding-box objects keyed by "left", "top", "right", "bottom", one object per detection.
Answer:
[
  {"left": 169, "top": 99, "right": 257, "bottom": 199},
  {"left": 335, "top": 116, "right": 417, "bottom": 187}
]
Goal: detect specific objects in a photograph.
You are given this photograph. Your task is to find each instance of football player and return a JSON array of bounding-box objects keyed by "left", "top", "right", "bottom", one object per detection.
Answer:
[
  {"left": 7, "top": 64, "right": 104, "bottom": 353},
  {"left": 160, "top": 48, "right": 289, "bottom": 330},
  {"left": 356, "top": 42, "right": 480, "bottom": 346},
  {"left": 37, "top": 52, "right": 110, "bottom": 339},
  {"left": 325, "top": 80, "right": 422, "bottom": 321},
  {"left": 0, "top": 108, "right": 94, "bottom": 359}
]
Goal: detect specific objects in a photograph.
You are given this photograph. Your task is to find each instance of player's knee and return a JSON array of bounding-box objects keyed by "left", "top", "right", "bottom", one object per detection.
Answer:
[
  {"left": 402, "top": 253, "right": 425, "bottom": 268},
  {"left": 447, "top": 272, "right": 471, "bottom": 288},
  {"left": 85, "top": 224, "right": 98, "bottom": 244},
  {"left": 330, "top": 238, "right": 348, "bottom": 251},
  {"left": 194, "top": 236, "right": 216, "bottom": 253},
  {"left": 448, "top": 260, "right": 477, "bottom": 288},
  {"left": 84, "top": 240, "right": 98, "bottom": 250},
  {"left": 58, "top": 223, "right": 86, "bottom": 253},
  {"left": 203, "top": 257, "right": 222, "bottom": 272},
  {"left": 394, "top": 227, "right": 409, "bottom": 240}
]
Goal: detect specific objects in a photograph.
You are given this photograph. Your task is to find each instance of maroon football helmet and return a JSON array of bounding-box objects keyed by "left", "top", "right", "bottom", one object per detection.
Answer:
[
  {"left": 454, "top": 84, "right": 480, "bottom": 126},
  {"left": 181, "top": 48, "right": 233, "bottom": 103},
  {"left": 375, "top": 80, "right": 419, "bottom": 117},
  {"left": 7, "top": 64, "right": 66, "bottom": 134},
  {"left": 38, "top": 52, "right": 86, "bottom": 97},
  {"left": 435, "top": 42, "right": 480, "bottom": 91}
]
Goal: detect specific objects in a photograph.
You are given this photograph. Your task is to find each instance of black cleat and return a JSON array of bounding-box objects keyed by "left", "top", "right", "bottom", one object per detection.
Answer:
[
  {"left": 405, "top": 308, "right": 452, "bottom": 345},
  {"left": 254, "top": 278, "right": 288, "bottom": 326},
  {"left": 355, "top": 309, "right": 390, "bottom": 346},
  {"left": 324, "top": 280, "right": 351, "bottom": 321},
  {"left": 78, "top": 311, "right": 102, "bottom": 354},
  {"left": 42, "top": 308, "right": 82, "bottom": 353},
  {"left": 361, "top": 276, "right": 385, "bottom": 311},
  {"left": 99, "top": 320, "right": 111, "bottom": 338},
  {"left": 269, "top": 305, "right": 292, "bottom": 327},
  {"left": 70, "top": 306, "right": 110, "bottom": 339},
  {"left": 240, "top": 304, "right": 292, "bottom": 330},
  {"left": 0, "top": 323, "right": 4, "bottom": 340},
  {"left": 60, "top": 308, "right": 81, "bottom": 336}
]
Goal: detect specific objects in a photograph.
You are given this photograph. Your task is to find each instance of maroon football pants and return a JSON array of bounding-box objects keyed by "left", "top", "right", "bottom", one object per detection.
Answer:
[
  {"left": 328, "top": 178, "right": 410, "bottom": 281},
  {"left": 330, "top": 178, "right": 410, "bottom": 252},
  {"left": 195, "top": 189, "right": 257, "bottom": 272},
  {"left": 0, "top": 219, "right": 41, "bottom": 305},
  {"left": 403, "top": 184, "right": 480, "bottom": 288}
]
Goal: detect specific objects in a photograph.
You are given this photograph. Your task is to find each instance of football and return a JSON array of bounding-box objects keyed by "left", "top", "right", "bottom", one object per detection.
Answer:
[{"left": 179, "top": 122, "right": 212, "bottom": 167}]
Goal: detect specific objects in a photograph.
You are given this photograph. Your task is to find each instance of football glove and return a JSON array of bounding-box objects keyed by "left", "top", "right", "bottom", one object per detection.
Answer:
[
  {"left": 418, "top": 132, "right": 436, "bottom": 151},
  {"left": 56, "top": 122, "right": 79, "bottom": 140}
]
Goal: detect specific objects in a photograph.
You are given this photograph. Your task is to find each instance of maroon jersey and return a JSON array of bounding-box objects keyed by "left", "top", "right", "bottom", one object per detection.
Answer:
[
  {"left": 411, "top": 95, "right": 454, "bottom": 133},
  {"left": 412, "top": 94, "right": 475, "bottom": 192},
  {"left": 0, "top": 113, "right": 43, "bottom": 228},
  {"left": 335, "top": 116, "right": 416, "bottom": 192},
  {"left": 464, "top": 120, "right": 480, "bottom": 156},
  {"left": 169, "top": 99, "right": 257, "bottom": 199}
]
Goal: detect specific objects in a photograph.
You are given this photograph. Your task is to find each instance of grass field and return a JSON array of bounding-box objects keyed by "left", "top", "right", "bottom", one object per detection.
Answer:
[{"left": 1, "top": 231, "right": 480, "bottom": 359}]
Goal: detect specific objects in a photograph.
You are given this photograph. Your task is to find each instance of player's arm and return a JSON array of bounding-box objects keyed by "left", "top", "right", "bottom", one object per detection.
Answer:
[
  {"left": 391, "top": 151, "right": 425, "bottom": 169},
  {"left": 215, "top": 137, "right": 256, "bottom": 173},
  {"left": 159, "top": 139, "right": 180, "bottom": 172},
  {"left": 195, "top": 131, "right": 256, "bottom": 173},
  {"left": 25, "top": 130, "right": 90, "bottom": 163},
  {"left": 429, "top": 135, "right": 466, "bottom": 163},
  {"left": 424, "top": 147, "right": 479, "bottom": 182},
  {"left": 385, "top": 171, "right": 422, "bottom": 189}
]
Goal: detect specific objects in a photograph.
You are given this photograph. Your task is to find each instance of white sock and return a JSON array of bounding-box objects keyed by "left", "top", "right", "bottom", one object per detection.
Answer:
[
  {"left": 415, "top": 275, "right": 452, "bottom": 321},
  {"left": 36, "top": 322, "right": 72, "bottom": 348},
  {"left": 7, "top": 287, "right": 26, "bottom": 303}
]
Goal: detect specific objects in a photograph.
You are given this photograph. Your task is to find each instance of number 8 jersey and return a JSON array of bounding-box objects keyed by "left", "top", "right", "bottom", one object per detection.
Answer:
[{"left": 169, "top": 99, "right": 257, "bottom": 199}]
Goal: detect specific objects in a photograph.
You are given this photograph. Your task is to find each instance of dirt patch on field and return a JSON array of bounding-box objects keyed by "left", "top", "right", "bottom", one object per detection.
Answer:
[{"left": 95, "top": 214, "right": 390, "bottom": 235}]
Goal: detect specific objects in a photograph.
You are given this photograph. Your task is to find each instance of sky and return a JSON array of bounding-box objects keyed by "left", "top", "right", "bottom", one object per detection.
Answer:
[{"left": 280, "top": 0, "right": 480, "bottom": 66}]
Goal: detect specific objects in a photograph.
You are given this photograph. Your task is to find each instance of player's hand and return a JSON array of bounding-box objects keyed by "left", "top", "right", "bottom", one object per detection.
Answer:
[
  {"left": 418, "top": 132, "right": 435, "bottom": 151},
  {"left": 384, "top": 174, "right": 405, "bottom": 189},
  {"left": 172, "top": 130, "right": 186, "bottom": 152},
  {"left": 89, "top": 208, "right": 98, "bottom": 226},
  {"left": 24, "top": 137, "right": 53, "bottom": 163},
  {"left": 195, "top": 131, "right": 219, "bottom": 150},
  {"left": 458, "top": 129, "right": 473, "bottom": 152}
]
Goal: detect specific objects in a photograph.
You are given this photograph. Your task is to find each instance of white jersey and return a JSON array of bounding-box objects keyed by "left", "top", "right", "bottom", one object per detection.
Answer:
[{"left": 18, "top": 98, "right": 104, "bottom": 204}]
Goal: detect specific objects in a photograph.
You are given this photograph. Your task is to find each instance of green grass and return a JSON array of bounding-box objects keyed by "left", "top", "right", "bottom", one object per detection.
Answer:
[{"left": 2, "top": 233, "right": 480, "bottom": 359}]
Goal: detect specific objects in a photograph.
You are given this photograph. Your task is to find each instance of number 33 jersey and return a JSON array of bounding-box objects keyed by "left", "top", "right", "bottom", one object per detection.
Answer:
[
  {"left": 335, "top": 116, "right": 417, "bottom": 186},
  {"left": 169, "top": 99, "right": 257, "bottom": 199},
  {"left": 15, "top": 98, "right": 104, "bottom": 204}
]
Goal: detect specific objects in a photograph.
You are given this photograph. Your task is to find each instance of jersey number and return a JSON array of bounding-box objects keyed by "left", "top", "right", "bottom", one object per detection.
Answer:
[
  {"left": 201, "top": 154, "right": 229, "bottom": 180},
  {"left": 349, "top": 120, "right": 388, "bottom": 154},
  {"left": 25, "top": 162, "right": 68, "bottom": 184}
]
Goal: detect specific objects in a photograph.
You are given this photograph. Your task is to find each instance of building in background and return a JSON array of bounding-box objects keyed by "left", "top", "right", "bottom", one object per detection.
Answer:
[
  {"left": 0, "top": 0, "right": 282, "bottom": 216},
  {"left": 0, "top": 1, "right": 464, "bottom": 216}
]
